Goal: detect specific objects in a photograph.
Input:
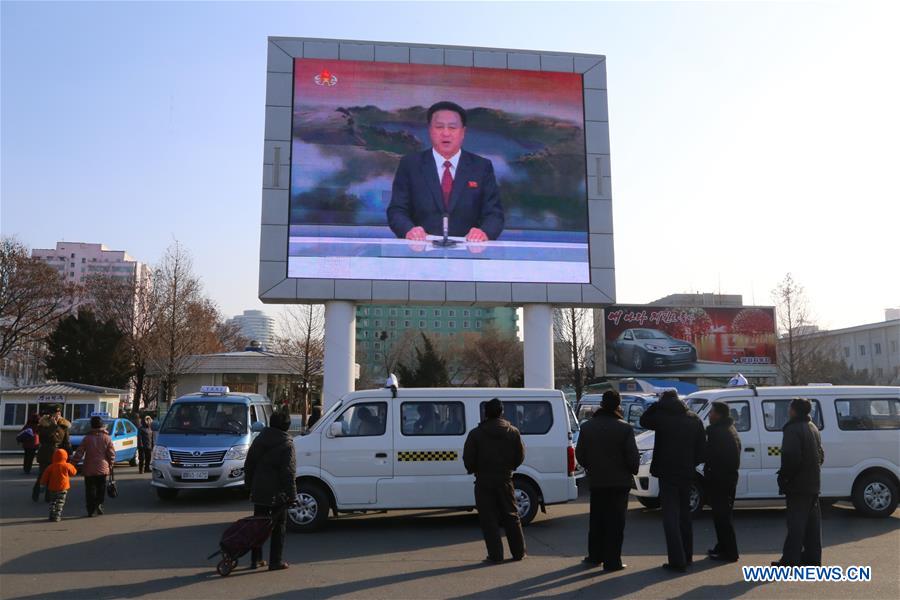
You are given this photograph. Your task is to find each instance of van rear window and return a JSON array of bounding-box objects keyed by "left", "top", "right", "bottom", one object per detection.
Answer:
[
  {"left": 835, "top": 398, "right": 900, "bottom": 430},
  {"left": 762, "top": 399, "right": 824, "bottom": 431},
  {"left": 480, "top": 401, "right": 553, "bottom": 435}
]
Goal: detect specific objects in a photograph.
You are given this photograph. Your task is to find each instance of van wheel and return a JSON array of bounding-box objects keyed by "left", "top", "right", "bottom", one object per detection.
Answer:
[
  {"left": 637, "top": 497, "right": 660, "bottom": 509},
  {"left": 514, "top": 480, "right": 539, "bottom": 526},
  {"left": 852, "top": 473, "right": 898, "bottom": 518},
  {"left": 688, "top": 482, "right": 704, "bottom": 514},
  {"left": 156, "top": 488, "right": 178, "bottom": 501},
  {"left": 287, "top": 482, "right": 329, "bottom": 533}
]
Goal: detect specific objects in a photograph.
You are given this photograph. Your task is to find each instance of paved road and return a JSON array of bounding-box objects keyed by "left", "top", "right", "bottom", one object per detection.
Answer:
[{"left": 1, "top": 459, "right": 897, "bottom": 599}]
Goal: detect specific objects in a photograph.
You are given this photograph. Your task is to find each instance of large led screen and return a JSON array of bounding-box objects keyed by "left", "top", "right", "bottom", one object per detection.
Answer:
[{"left": 288, "top": 58, "right": 589, "bottom": 283}]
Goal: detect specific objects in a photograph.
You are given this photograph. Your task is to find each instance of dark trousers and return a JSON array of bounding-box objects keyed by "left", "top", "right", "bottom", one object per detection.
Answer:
[
  {"left": 474, "top": 481, "right": 526, "bottom": 561},
  {"left": 659, "top": 479, "right": 693, "bottom": 568},
  {"left": 587, "top": 487, "right": 630, "bottom": 567},
  {"left": 251, "top": 504, "right": 287, "bottom": 565},
  {"left": 707, "top": 477, "right": 739, "bottom": 559},
  {"left": 23, "top": 448, "right": 37, "bottom": 473},
  {"left": 33, "top": 463, "right": 50, "bottom": 502},
  {"left": 780, "top": 493, "right": 822, "bottom": 566},
  {"left": 85, "top": 475, "right": 107, "bottom": 514},
  {"left": 138, "top": 447, "right": 152, "bottom": 472}
]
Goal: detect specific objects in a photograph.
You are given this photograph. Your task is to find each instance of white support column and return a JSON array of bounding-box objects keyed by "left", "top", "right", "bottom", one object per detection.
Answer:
[
  {"left": 322, "top": 301, "right": 356, "bottom": 410},
  {"left": 523, "top": 304, "right": 554, "bottom": 389}
]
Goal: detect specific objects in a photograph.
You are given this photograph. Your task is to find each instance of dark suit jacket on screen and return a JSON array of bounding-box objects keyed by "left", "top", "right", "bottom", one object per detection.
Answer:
[{"left": 387, "top": 149, "right": 505, "bottom": 240}]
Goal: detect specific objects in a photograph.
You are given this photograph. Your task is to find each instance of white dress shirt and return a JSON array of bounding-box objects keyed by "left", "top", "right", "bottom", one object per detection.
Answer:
[{"left": 432, "top": 148, "right": 461, "bottom": 182}]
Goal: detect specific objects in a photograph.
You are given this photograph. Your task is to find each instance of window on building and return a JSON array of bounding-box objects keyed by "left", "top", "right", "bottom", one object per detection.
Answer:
[
  {"left": 81, "top": 257, "right": 86, "bottom": 263},
  {"left": 390, "top": 308, "right": 397, "bottom": 316},
  {"left": 404, "top": 320, "right": 410, "bottom": 328},
  {"left": 401, "top": 402, "right": 465, "bottom": 436},
  {"left": 463, "top": 321, "right": 470, "bottom": 329},
  {"left": 362, "top": 330, "right": 369, "bottom": 338},
  {"left": 70, "top": 272, "right": 74, "bottom": 277},
  {"left": 404, "top": 309, "right": 411, "bottom": 317},
  {"left": 835, "top": 398, "right": 900, "bottom": 430},
  {"left": 433, "top": 309, "right": 441, "bottom": 317},
  {"left": 419, "top": 320, "right": 425, "bottom": 328},
  {"left": 762, "top": 399, "right": 824, "bottom": 431},
  {"left": 463, "top": 310, "right": 470, "bottom": 317},
  {"left": 433, "top": 321, "right": 441, "bottom": 328},
  {"left": 448, "top": 321, "right": 456, "bottom": 328},
  {"left": 418, "top": 309, "right": 426, "bottom": 317},
  {"left": 389, "top": 320, "right": 396, "bottom": 327},
  {"left": 70, "top": 263, "right": 75, "bottom": 268},
  {"left": 859, "top": 345, "right": 866, "bottom": 356},
  {"left": 64, "top": 403, "right": 93, "bottom": 421},
  {"left": 3, "top": 403, "right": 27, "bottom": 426},
  {"left": 475, "top": 320, "right": 482, "bottom": 328},
  {"left": 374, "top": 341, "right": 382, "bottom": 350},
  {"left": 476, "top": 309, "right": 483, "bottom": 316},
  {"left": 374, "top": 320, "right": 381, "bottom": 328},
  {"left": 874, "top": 343, "right": 882, "bottom": 355},
  {"left": 843, "top": 347, "right": 851, "bottom": 358},
  {"left": 374, "top": 308, "right": 382, "bottom": 316},
  {"left": 876, "top": 367, "right": 884, "bottom": 378},
  {"left": 70, "top": 253, "right": 75, "bottom": 258},
  {"left": 448, "top": 309, "right": 456, "bottom": 317},
  {"left": 892, "top": 341, "right": 898, "bottom": 354}
]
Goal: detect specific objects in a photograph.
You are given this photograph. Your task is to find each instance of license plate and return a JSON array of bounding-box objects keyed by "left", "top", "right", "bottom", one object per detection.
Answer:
[{"left": 182, "top": 470, "right": 209, "bottom": 480}]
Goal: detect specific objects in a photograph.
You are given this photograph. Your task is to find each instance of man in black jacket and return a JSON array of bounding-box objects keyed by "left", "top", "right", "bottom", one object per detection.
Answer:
[
  {"left": 575, "top": 391, "right": 639, "bottom": 571},
  {"left": 774, "top": 398, "right": 825, "bottom": 566},
  {"left": 463, "top": 398, "right": 526, "bottom": 563},
  {"left": 639, "top": 390, "right": 706, "bottom": 573},
  {"left": 704, "top": 402, "right": 742, "bottom": 562},
  {"left": 245, "top": 411, "right": 297, "bottom": 571}
]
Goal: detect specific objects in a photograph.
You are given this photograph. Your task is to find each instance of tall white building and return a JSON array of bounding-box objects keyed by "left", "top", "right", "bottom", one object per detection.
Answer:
[
  {"left": 229, "top": 310, "right": 276, "bottom": 348},
  {"left": 31, "top": 241, "right": 147, "bottom": 286}
]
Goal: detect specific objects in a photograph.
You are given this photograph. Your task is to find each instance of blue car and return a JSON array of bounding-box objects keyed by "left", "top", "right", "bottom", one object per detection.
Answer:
[{"left": 69, "top": 415, "right": 139, "bottom": 466}]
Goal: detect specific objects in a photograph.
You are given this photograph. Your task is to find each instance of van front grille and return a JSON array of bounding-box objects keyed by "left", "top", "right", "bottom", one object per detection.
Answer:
[{"left": 169, "top": 450, "right": 227, "bottom": 465}]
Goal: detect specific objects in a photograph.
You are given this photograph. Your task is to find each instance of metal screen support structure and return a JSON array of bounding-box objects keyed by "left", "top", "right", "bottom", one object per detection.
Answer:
[{"left": 322, "top": 301, "right": 356, "bottom": 410}]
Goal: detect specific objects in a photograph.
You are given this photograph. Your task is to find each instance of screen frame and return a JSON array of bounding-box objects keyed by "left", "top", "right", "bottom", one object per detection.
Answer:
[{"left": 260, "top": 37, "right": 613, "bottom": 307}]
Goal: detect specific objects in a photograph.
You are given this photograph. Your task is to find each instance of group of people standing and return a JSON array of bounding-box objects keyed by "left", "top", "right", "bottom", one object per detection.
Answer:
[{"left": 575, "top": 390, "right": 825, "bottom": 573}]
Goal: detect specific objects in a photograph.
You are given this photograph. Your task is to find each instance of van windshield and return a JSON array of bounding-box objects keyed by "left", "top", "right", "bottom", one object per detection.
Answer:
[{"left": 161, "top": 402, "right": 248, "bottom": 435}]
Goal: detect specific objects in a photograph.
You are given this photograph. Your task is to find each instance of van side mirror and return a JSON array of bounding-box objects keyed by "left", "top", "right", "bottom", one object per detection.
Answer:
[
  {"left": 151, "top": 422, "right": 160, "bottom": 431},
  {"left": 328, "top": 422, "right": 343, "bottom": 438},
  {"left": 251, "top": 421, "right": 265, "bottom": 433}
]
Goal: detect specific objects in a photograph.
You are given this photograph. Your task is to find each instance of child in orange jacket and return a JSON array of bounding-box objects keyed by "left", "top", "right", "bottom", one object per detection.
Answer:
[{"left": 39, "top": 448, "right": 77, "bottom": 521}]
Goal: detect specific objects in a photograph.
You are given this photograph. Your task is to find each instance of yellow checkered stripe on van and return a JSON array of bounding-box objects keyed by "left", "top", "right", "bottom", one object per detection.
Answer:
[
  {"left": 768, "top": 446, "right": 782, "bottom": 456},
  {"left": 397, "top": 450, "right": 458, "bottom": 462}
]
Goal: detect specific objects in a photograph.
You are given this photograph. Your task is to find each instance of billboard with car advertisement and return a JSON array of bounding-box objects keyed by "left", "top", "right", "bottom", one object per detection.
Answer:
[{"left": 603, "top": 305, "right": 777, "bottom": 377}]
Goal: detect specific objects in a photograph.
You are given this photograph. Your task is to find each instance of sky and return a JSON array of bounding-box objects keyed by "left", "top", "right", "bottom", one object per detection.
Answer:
[{"left": 2, "top": 0, "right": 898, "bottom": 331}]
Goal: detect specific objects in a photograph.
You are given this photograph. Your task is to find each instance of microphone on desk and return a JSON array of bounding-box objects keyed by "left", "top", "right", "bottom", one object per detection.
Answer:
[
  {"left": 433, "top": 213, "right": 458, "bottom": 248},
  {"left": 442, "top": 214, "right": 449, "bottom": 244}
]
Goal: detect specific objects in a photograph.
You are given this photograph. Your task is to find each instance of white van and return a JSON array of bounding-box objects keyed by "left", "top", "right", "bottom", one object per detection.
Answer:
[
  {"left": 632, "top": 385, "right": 900, "bottom": 517},
  {"left": 288, "top": 387, "right": 578, "bottom": 532}
]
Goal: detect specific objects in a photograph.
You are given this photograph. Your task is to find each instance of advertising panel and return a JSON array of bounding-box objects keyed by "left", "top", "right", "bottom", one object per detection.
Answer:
[
  {"left": 287, "top": 57, "right": 589, "bottom": 284},
  {"left": 604, "top": 305, "right": 777, "bottom": 377}
]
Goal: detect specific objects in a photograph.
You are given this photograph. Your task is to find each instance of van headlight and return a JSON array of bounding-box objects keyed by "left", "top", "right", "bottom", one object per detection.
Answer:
[
  {"left": 152, "top": 446, "right": 169, "bottom": 462},
  {"left": 225, "top": 444, "right": 250, "bottom": 461},
  {"left": 639, "top": 449, "right": 653, "bottom": 465}
]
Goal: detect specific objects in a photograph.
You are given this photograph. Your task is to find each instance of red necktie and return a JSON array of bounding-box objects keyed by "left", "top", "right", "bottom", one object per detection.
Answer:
[{"left": 441, "top": 160, "right": 453, "bottom": 210}]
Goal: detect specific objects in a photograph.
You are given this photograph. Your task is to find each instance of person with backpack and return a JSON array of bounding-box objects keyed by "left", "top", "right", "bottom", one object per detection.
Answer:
[
  {"left": 32, "top": 406, "right": 71, "bottom": 502},
  {"left": 16, "top": 413, "right": 40, "bottom": 474},
  {"left": 244, "top": 411, "right": 296, "bottom": 571},
  {"left": 71, "top": 416, "right": 116, "bottom": 517}
]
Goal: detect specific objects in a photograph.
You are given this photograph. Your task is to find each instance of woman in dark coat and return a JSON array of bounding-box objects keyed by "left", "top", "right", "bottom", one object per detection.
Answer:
[
  {"left": 17, "top": 413, "right": 41, "bottom": 474},
  {"left": 137, "top": 416, "right": 155, "bottom": 474}
]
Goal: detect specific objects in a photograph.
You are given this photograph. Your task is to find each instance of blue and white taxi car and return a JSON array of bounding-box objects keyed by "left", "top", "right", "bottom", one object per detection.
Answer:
[{"left": 69, "top": 413, "right": 139, "bottom": 466}]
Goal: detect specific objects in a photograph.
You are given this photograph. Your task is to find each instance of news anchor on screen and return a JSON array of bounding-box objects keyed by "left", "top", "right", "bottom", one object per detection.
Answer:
[{"left": 387, "top": 101, "right": 504, "bottom": 242}]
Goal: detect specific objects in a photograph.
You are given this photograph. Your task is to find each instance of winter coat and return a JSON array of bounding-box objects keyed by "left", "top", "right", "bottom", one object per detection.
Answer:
[
  {"left": 244, "top": 427, "right": 297, "bottom": 507},
  {"left": 778, "top": 415, "right": 825, "bottom": 496},
  {"left": 639, "top": 395, "right": 706, "bottom": 486},
  {"left": 36, "top": 416, "right": 72, "bottom": 466},
  {"left": 71, "top": 428, "right": 116, "bottom": 476},
  {"left": 463, "top": 417, "right": 526, "bottom": 486},
  {"left": 704, "top": 416, "right": 742, "bottom": 488},
  {"left": 39, "top": 448, "right": 77, "bottom": 492},
  {"left": 575, "top": 408, "right": 640, "bottom": 489},
  {"left": 137, "top": 424, "right": 155, "bottom": 450}
]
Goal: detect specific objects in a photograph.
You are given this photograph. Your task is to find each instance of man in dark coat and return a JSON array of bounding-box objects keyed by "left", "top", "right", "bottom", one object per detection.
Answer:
[
  {"left": 137, "top": 416, "right": 155, "bottom": 474},
  {"left": 639, "top": 390, "right": 706, "bottom": 573},
  {"left": 575, "top": 390, "right": 639, "bottom": 571},
  {"left": 774, "top": 397, "right": 825, "bottom": 567},
  {"left": 704, "top": 402, "right": 742, "bottom": 562},
  {"left": 463, "top": 398, "right": 526, "bottom": 563},
  {"left": 244, "top": 411, "right": 297, "bottom": 571},
  {"left": 32, "top": 406, "right": 71, "bottom": 502}
]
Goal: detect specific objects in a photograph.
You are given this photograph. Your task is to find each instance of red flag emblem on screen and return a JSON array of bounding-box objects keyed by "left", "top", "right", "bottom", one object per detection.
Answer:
[{"left": 313, "top": 69, "right": 338, "bottom": 86}]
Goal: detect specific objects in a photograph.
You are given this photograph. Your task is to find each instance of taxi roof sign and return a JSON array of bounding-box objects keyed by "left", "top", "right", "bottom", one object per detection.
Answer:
[
  {"left": 90, "top": 411, "right": 110, "bottom": 417},
  {"left": 200, "top": 385, "right": 230, "bottom": 395}
]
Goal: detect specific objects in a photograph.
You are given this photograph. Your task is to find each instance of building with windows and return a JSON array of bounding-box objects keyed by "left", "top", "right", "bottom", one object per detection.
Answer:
[
  {"left": 785, "top": 315, "right": 900, "bottom": 385},
  {"left": 31, "top": 241, "right": 148, "bottom": 286},
  {"left": 356, "top": 305, "right": 518, "bottom": 382},
  {"left": 227, "top": 310, "right": 276, "bottom": 348}
]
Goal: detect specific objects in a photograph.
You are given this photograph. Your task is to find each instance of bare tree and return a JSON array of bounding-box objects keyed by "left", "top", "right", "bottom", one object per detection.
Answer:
[
  {"left": 772, "top": 273, "right": 819, "bottom": 385},
  {"left": 273, "top": 304, "right": 325, "bottom": 416},
  {"left": 0, "top": 237, "right": 75, "bottom": 360},
  {"left": 459, "top": 329, "right": 523, "bottom": 387},
  {"left": 554, "top": 308, "right": 594, "bottom": 401}
]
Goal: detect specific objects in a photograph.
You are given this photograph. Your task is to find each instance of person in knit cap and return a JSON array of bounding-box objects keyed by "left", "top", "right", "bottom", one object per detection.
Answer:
[{"left": 39, "top": 448, "right": 77, "bottom": 521}]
